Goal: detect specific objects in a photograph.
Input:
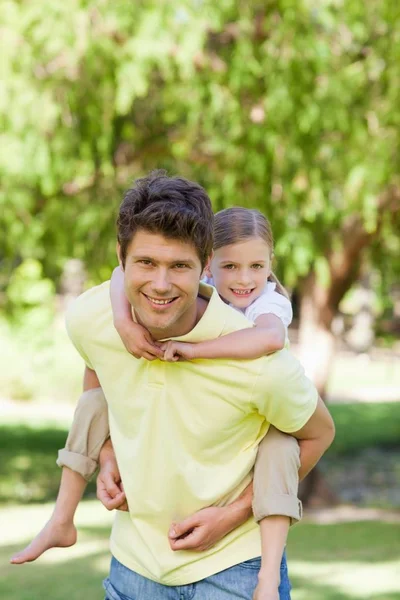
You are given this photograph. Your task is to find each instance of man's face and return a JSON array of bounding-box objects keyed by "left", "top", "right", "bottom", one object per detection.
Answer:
[{"left": 120, "top": 230, "right": 204, "bottom": 339}]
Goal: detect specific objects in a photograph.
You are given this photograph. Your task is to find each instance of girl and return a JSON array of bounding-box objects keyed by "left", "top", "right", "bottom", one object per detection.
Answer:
[{"left": 11, "top": 208, "right": 301, "bottom": 600}]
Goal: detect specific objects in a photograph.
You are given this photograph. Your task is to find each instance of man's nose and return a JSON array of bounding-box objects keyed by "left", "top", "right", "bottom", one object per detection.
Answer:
[{"left": 151, "top": 269, "right": 172, "bottom": 294}]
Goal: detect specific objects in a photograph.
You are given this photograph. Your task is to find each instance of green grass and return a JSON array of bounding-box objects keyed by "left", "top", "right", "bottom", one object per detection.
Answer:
[
  {"left": 328, "top": 402, "right": 400, "bottom": 456},
  {"left": 1, "top": 502, "right": 399, "bottom": 600},
  {"left": 0, "top": 426, "right": 97, "bottom": 504},
  {"left": 0, "top": 401, "right": 399, "bottom": 504}
]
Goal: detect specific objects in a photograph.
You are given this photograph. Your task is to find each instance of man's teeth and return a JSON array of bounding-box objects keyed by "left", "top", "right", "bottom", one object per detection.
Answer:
[
  {"left": 148, "top": 297, "right": 174, "bottom": 305},
  {"left": 232, "top": 289, "right": 252, "bottom": 295}
]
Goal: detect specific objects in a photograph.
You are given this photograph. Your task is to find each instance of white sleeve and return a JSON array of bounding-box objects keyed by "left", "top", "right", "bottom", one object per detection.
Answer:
[{"left": 245, "top": 288, "right": 293, "bottom": 328}]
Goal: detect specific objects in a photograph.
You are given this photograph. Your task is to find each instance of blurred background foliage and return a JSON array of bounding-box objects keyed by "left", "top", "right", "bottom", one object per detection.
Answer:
[
  {"left": 1, "top": 0, "right": 400, "bottom": 397},
  {"left": 1, "top": 2, "right": 400, "bottom": 598}
]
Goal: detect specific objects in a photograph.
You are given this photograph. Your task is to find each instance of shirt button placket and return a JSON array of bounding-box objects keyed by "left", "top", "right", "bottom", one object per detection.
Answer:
[{"left": 147, "top": 360, "right": 166, "bottom": 387}]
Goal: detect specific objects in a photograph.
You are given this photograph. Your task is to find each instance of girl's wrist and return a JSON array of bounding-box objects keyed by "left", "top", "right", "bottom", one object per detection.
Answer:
[
  {"left": 257, "top": 567, "right": 280, "bottom": 587},
  {"left": 113, "top": 315, "right": 134, "bottom": 330}
]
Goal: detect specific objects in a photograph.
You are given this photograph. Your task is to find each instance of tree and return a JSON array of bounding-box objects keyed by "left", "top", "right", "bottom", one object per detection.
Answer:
[{"left": 2, "top": 0, "right": 400, "bottom": 398}]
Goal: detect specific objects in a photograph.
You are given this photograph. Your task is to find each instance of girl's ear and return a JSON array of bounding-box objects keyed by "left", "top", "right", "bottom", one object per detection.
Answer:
[
  {"left": 267, "top": 253, "right": 274, "bottom": 279},
  {"left": 116, "top": 243, "right": 124, "bottom": 270}
]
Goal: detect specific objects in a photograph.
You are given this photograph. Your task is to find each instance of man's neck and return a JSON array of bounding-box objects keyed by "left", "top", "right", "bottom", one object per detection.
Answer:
[{"left": 148, "top": 295, "right": 209, "bottom": 341}]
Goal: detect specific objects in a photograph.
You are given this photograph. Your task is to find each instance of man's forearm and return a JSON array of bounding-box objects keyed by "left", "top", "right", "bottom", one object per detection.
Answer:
[
  {"left": 291, "top": 396, "right": 336, "bottom": 481},
  {"left": 99, "top": 438, "right": 115, "bottom": 463},
  {"left": 297, "top": 437, "right": 331, "bottom": 481},
  {"left": 222, "top": 482, "right": 253, "bottom": 529}
]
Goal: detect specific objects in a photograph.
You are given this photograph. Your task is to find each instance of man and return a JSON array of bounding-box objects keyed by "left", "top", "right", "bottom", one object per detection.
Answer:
[{"left": 66, "top": 171, "right": 335, "bottom": 599}]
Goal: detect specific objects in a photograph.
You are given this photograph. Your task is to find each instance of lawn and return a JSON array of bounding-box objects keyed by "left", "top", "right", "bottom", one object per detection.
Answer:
[
  {"left": 1, "top": 401, "right": 400, "bottom": 504},
  {"left": 1, "top": 501, "right": 399, "bottom": 600},
  {"left": 1, "top": 331, "right": 399, "bottom": 598}
]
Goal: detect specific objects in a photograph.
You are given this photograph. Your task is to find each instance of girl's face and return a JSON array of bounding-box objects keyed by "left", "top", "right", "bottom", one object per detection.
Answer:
[{"left": 207, "top": 237, "right": 272, "bottom": 309}]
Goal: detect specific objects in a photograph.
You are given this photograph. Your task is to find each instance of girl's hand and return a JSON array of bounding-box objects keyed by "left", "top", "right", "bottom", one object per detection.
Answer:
[
  {"left": 253, "top": 583, "right": 279, "bottom": 600},
  {"left": 161, "top": 340, "right": 196, "bottom": 362},
  {"left": 114, "top": 320, "right": 164, "bottom": 361}
]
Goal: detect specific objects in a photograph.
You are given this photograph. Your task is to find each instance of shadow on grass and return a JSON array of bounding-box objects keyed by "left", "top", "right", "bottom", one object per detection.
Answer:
[
  {"left": 0, "top": 425, "right": 96, "bottom": 503},
  {"left": 2, "top": 547, "right": 109, "bottom": 600},
  {"left": 1, "top": 519, "right": 111, "bottom": 600},
  {"left": 288, "top": 521, "right": 400, "bottom": 563},
  {"left": 328, "top": 403, "right": 400, "bottom": 457}
]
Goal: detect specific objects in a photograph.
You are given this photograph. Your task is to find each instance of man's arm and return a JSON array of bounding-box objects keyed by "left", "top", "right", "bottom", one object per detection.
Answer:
[
  {"left": 97, "top": 438, "right": 128, "bottom": 511},
  {"left": 84, "top": 366, "right": 127, "bottom": 512},
  {"left": 290, "top": 396, "right": 335, "bottom": 481},
  {"left": 83, "top": 366, "right": 101, "bottom": 390},
  {"left": 168, "top": 483, "right": 253, "bottom": 551},
  {"left": 168, "top": 398, "right": 335, "bottom": 552}
]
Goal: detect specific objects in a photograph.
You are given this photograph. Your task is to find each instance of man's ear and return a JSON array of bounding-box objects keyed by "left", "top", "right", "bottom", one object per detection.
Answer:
[
  {"left": 116, "top": 243, "right": 124, "bottom": 270},
  {"left": 202, "top": 252, "right": 213, "bottom": 279}
]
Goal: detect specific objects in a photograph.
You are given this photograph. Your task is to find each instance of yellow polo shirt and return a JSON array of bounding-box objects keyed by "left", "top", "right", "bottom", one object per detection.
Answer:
[{"left": 66, "top": 282, "right": 318, "bottom": 585}]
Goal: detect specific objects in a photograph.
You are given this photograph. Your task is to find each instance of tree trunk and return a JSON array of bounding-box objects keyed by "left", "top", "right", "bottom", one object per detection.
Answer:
[
  {"left": 297, "top": 279, "right": 337, "bottom": 398},
  {"left": 295, "top": 186, "right": 399, "bottom": 505},
  {"left": 297, "top": 275, "right": 340, "bottom": 506}
]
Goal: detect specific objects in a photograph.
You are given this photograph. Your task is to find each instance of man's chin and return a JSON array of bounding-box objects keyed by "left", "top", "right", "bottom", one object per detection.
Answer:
[{"left": 137, "top": 314, "right": 176, "bottom": 337}]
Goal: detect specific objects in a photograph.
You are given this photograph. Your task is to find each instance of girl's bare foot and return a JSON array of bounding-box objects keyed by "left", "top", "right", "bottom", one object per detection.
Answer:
[{"left": 10, "top": 518, "right": 77, "bottom": 564}]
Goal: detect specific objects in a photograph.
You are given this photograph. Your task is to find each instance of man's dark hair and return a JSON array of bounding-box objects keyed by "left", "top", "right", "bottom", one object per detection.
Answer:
[{"left": 117, "top": 170, "right": 214, "bottom": 268}]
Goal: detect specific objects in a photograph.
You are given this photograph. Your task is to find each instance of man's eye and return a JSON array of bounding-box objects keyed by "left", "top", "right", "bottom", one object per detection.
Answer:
[
  {"left": 175, "top": 263, "right": 189, "bottom": 269},
  {"left": 139, "top": 260, "right": 153, "bottom": 266}
]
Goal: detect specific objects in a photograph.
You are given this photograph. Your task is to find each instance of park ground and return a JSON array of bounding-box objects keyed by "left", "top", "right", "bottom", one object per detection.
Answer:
[{"left": 0, "top": 332, "right": 399, "bottom": 599}]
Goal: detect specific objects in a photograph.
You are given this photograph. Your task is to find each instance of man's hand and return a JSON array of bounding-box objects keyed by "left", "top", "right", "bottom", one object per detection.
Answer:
[
  {"left": 161, "top": 340, "right": 196, "bottom": 362},
  {"left": 114, "top": 320, "right": 164, "bottom": 361},
  {"left": 97, "top": 440, "right": 128, "bottom": 511},
  {"left": 168, "top": 506, "right": 239, "bottom": 552}
]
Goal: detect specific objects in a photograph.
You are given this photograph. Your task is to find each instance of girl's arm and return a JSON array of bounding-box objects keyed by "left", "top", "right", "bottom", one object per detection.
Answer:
[
  {"left": 110, "top": 266, "right": 163, "bottom": 360},
  {"left": 162, "top": 314, "right": 286, "bottom": 362}
]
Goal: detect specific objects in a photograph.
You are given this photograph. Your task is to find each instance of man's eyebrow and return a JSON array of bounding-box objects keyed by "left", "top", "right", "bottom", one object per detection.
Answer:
[
  {"left": 131, "top": 255, "right": 154, "bottom": 261},
  {"left": 171, "top": 258, "right": 197, "bottom": 267},
  {"left": 131, "top": 255, "right": 197, "bottom": 266}
]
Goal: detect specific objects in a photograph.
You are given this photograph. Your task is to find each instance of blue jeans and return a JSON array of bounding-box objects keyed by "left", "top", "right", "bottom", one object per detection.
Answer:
[{"left": 103, "top": 554, "right": 291, "bottom": 600}]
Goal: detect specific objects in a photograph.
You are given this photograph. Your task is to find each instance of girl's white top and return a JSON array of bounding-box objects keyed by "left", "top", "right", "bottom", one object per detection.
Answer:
[{"left": 202, "top": 277, "right": 293, "bottom": 329}]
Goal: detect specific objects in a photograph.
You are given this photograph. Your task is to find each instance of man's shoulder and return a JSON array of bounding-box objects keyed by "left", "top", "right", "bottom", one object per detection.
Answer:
[
  {"left": 66, "top": 281, "right": 111, "bottom": 332},
  {"left": 254, "top": 349, "right": 305, "bottom": 384}
]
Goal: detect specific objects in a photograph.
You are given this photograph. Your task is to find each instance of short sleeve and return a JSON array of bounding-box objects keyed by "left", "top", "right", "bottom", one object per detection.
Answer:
[
  {"left": 245, "top": 287, "right": 293, "bottom": 328},
  {"left": 65, "top": 299, "right": 94, "bottom": 370},
  {"left": 253, "top": 350, "right": 318, "bottom": 433}
]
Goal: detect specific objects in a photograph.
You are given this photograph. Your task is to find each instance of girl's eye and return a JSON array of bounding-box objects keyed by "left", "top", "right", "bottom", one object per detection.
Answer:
[
  {"left": 223, "top": 264, "right": 236, "bottom": 270},
  {"left": 251, "top": 264, "right": 263, "bottom": 270}
]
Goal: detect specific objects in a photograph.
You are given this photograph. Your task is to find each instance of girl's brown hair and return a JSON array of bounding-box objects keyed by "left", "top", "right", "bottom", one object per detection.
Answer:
[{"left": 213, "top": 207, "right": 289, "bottom": 299}]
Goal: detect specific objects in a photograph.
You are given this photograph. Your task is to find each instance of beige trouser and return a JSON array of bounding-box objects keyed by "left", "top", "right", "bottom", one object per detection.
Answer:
[
  {"left": 56, "top": 388, "right": 109, "bottom": 481},
  {"left": 57, "top": 388, "right": 302, "bottom": 522}
]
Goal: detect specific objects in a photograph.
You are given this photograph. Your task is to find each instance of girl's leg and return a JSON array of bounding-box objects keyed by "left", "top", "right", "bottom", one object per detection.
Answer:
[
  {"left": 10, "top": 468, "right": 86, "bottom": 564},
  {"left": 10, "top": 387, "right": 109, "bottom": 564},
  {"left": 252, "top": 427, "right": 300, "bottom": 598}
]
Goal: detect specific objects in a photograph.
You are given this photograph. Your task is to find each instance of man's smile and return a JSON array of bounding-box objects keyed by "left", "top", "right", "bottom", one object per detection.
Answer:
[{"left": 143, "top": 293, "right": 179, "bottom": 308}]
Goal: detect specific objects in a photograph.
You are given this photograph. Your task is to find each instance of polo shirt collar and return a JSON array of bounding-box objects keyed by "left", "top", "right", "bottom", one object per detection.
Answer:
[{"left": 169, "top": 282, "right": 227, "bottom": 343}]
